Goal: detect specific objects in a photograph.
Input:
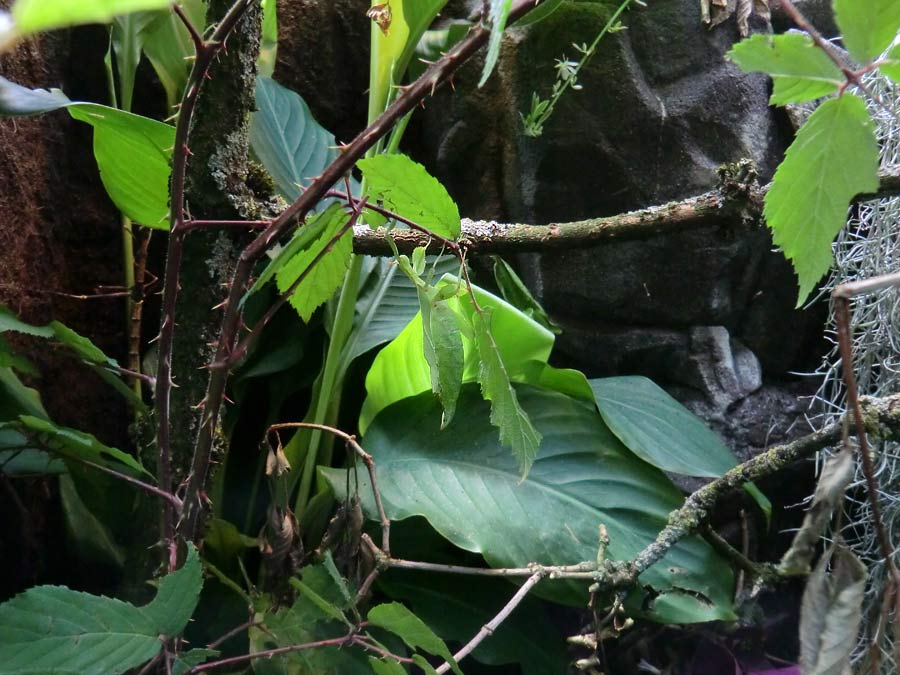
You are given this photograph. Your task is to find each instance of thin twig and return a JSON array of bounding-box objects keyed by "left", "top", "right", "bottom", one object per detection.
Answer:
[
  {"left": 435, "top": 571, "right": 545, "bottom": 674},
  {"left": 188, "top": 632, "right": 357, "bottom": 673},
  {"left": 206, "top": 618, "right": 261, "bottom": 650}
]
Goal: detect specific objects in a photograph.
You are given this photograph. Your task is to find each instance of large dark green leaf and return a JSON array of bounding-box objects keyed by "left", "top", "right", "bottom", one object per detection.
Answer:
[
  {"left": 590, "top": 376, "right": 736, "bottom": 477},
  {"left": 0, "top": 545, "right": 202, "bottom": 674},
  {"left": 250, "top": 76, "right": 340, "bottom": 201},
  {"left": 326, "top": 385, "right": 735, "bottom": 623}
]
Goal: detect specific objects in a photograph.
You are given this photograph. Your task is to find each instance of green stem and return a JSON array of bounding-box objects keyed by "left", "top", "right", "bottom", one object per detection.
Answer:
[
  {"left": 294, "top": 255, "right": 364, "bottom": 514},
  {"left": 121, "top": 216, "right": 140, "bottom": 398}
]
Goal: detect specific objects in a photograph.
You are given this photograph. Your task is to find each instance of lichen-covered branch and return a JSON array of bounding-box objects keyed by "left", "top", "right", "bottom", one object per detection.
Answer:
[{"left": 349, "top": 169, "right": 900, "bottom": 256}]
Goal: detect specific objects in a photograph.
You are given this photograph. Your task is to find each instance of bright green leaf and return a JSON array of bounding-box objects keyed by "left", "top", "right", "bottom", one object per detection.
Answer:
[
  {"left": 6, "top": 0, "right": 171, "bottom": 40},
  {"left": 360, "top": 278, "right": 554, "bottom": 432},
  {"left": 834, "top": 0, "right": 900, "bottom": 64},
  {"left": 273, "top": 204, "right": 354, "bottom": 322},
  {"left": 68, "top": 103, "right": 173, "bottom": 228},
  {"left": 764, "top": 94, "right": 879, "bottom": 304},
  {"left": 357, "top": 153, "right": 461, "bottom": 240},
  {"left": 727, "top": 32, "right": 844, "bottom": 105},
  {"left": 0, "top": 544, "right": 202, "bottom": 674},
  {"left": 250, "top": 76, "right": 343, "bottom": 202},
  {"left": 327, "top": 385, "right": 736, "bottom": 622},
  {"left": 474, "top": 308, "right": 541, "bottom": 478},
  {"left": 514, "top": 0, "right": 563, "bottom": 27},
  {"left": 590, "top": 376, "right": 737, "bottom": 477},
  {"left": 0, "top": 305, "right": 53, "bottom": 337},
  {"left": 368, "top": 0, "right": 449, "bottom": 118},
  {"left": 259, "top": 0, "right": 278, "bottom": 77},
  {"left": 367, "top": 602, "right": 461, "bottom": 675},
  {"left": 479, "top": 0, "right": 513, "bottom": 87}
]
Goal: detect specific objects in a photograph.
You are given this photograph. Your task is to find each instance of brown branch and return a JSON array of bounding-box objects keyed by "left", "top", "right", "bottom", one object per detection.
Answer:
[
  {"left": 348, "top": 170, "right": 900, "bottom": 256},
  {"left": 155, "top": 0, "right": 253, "bottom": 562},
  {"left": 188, "top": 632, "right": 357, "bottom": 673},
  {"left": 181, "top": 0, "right": 547, "bottom": 543}
]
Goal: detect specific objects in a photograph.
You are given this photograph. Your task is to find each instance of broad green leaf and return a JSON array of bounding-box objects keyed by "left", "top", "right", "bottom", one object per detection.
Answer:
[
  {"left": 883, "top": 43, "right": 900, "bottom": 83},
  {"left": 142, "top": 1, "right": 206, "bottom": 112},
  {"left": 360, "top": 279, "right": 554, "bottom": 432},
  {"left": 492, "top": 256, "right": 559, "bottom": 334},
  {"left": 68, "top": 104, "right": 173, "bottom": 228},
  {"left": 474, "top": 308, "right": 541, "bottom": 478},
  {"left": 250, "top": 76, "right": 341, "bottom": 201},
  {"left": 834, "top": 0, "right": 900, "bottom": 64},
  {"left": 0, "top": 305, "right": 53, "bottom": 337},
  {"left": 0, "top": 75, "right": 70, "bottom": 115},
  {"left": 357, "top": 153, "right": 461, "bottom": 240},
  {"left": 764, "top": 94, "right": 879, "bottom": 304},
  {"left": 799, "top": 544, "right": 866, "bottom": 675},
  {"left": 0, "top": 544, "right": 202, "bottom": 674},
  {"left": 0, "top": 366, "right": 57, "bottom": 475},
  {"left": 327, "top": 385, "right": 736, "bottom": 622},
  {"left": 381, "top": 575, "right": 569, "bottom": 675},
  {"left": 3, "top": 0, "right": 171, "bottom": 44},
  {"left": 367, "top": 602, "right": 461, "bottom": 675},
  {"left": 110, "top": 12, "right": 157, "bottom": 111},
  {"left": 273, "top": 204, "right": 354, "bottom": 322},
  {"left": 0, "top": 367, "right": 46, "bottom": 420},
  {"left": 12, "top": 415, "right": 151, "bottom": 477},
  {"left": 727, "top": 32, "right": 843, "bottom": 105},
  {"left": 479, "top": 0, "right": 513, "bottom": 87},
  {"left": 590, "top": 376, "right": 736, "bottom": 477}
]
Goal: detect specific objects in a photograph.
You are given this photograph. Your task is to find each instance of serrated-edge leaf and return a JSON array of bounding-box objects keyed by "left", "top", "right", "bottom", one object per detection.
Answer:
[
  {"left": 764, "top": 94, "right": 879, "bottom": 304},
  {"left": 474, "top": 308, "right": 541, "bottom": 478},
  {"left": 834, "top": 0, "right": 900, "bottom": 64},
  {"left": 274, "top": 205, "right": 353, "bottom": 322},
  {"left": 0, "top": 543, "right": 203, "bottom": 674},
  {"left": 368, "top": 656, "right": 408, "bottom": 675},
  {"left": 367, "top": 602, "right": 461, "bottom": 675},
  {"left": 727, "top": 32, "right": 843, "bottom": 105},
  {"left": 424, "top": 294, "right": 464, "bottom": 428},
  {"left": 357, "top": 154, "right": 461, "bottom": 240}
]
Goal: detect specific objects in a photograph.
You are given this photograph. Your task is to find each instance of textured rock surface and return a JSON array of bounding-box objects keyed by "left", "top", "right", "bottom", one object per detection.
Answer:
[{"left": 413, "top": 0, "right": 823, "bottom": 394}]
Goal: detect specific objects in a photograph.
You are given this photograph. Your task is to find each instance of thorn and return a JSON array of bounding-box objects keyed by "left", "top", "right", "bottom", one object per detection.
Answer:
[
  {"left": 149, "top": 332, "right": 162, "bottom": 344},
  {"left": 211, "top": 299, "right": 228, "bottom": 311},
  {"left": 183, "top": 144, "right": 194, "bottom": 157},
  {"left": 223, "top": 393, "right": 235, "bottom": 405},
  {"left": 191, "top": 398, "right": 207, "bottom": 411}
]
